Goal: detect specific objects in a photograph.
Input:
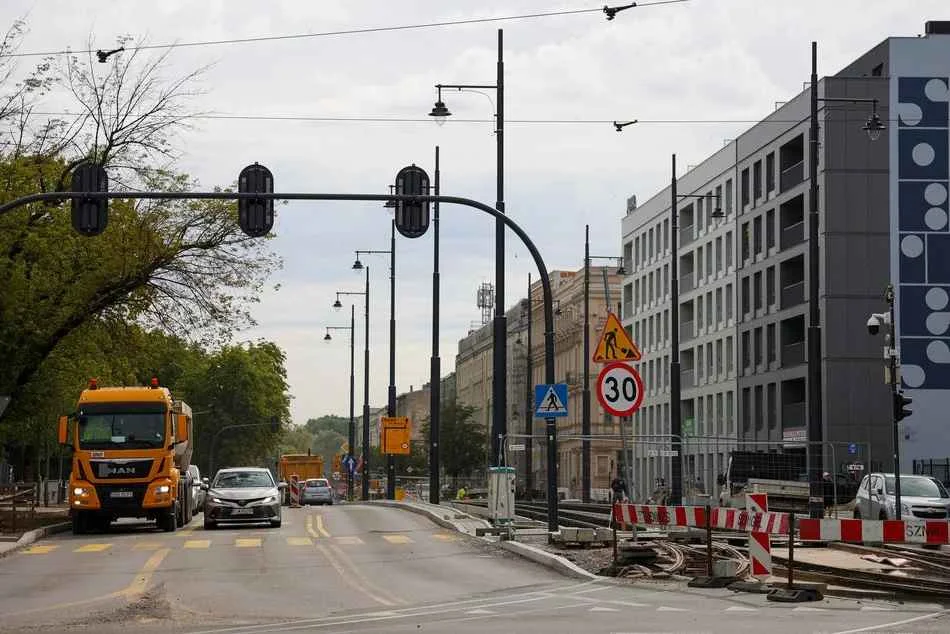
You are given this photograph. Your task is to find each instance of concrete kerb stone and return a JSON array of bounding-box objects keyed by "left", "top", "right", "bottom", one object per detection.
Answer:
[
  {"left": 0, "top": 521, "right": 70, "bottom": 559},
  {"left": 368, "top": 499, "right": 490, "bottom": 535},
  {"left": 499, "top": 540, "right": 599, "bottom": 581}
]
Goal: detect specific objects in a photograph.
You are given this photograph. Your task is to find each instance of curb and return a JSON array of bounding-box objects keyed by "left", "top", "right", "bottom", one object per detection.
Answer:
[
  {"left": 0, "top": 521, "right": 71, "bottom": 559},
  {"left": 367, "top": 500, "right": 490, "bottom": 534},
  {"left": 499, "top": 541, "right": 598, "bottom": 581}
]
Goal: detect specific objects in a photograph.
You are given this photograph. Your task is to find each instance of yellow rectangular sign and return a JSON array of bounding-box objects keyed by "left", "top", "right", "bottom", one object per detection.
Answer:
[{"left": 381, "top": 416, "right": 411, "bottom": 455}]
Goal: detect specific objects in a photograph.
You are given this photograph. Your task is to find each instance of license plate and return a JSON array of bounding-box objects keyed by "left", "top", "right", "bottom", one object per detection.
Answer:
[
  {"left": 231, "top": 508, "right": 254, "bottom": 515},
  {"left": 110, "top": 491, "right": 133, "bottom": 498}
]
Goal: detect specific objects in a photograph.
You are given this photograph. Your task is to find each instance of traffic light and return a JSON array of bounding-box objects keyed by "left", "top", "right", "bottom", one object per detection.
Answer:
[
  {"left": 71, "top": 162, "right": 109, "bottom": 236},
  {"left": 894, "top": 391, "right": 913, "bottom": 421},
  {"left": 270, "top": 416, "right": 280, "bottom": 433},
  {"left": 393, "top": 164, "right": 430, "bottom": 239},
  {"left": 237, "top": 162, "right": 274, "bottom": 237}
]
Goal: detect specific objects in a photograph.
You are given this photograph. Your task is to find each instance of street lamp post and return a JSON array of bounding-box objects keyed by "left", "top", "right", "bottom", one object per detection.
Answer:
[
  {"left": 324, "top": 308, "right": 356, "bottom": 500},
  {"left": 806, "top": 41, "right": 885, "bottom": 518},
  {"left": 429, "top": 28, "right": 507, "bottom": 467},
  {"left": 430, "top": 146, "right": 441, "bottom": 504},
  {"left": 353, "top": 223, "right": 397, "bottom": 499},
  {"left": 583, "top": 226, "right": 626, "bottom": 503},
  {"left": 334, "top": 277, "right": 369, "bottom": 500}
]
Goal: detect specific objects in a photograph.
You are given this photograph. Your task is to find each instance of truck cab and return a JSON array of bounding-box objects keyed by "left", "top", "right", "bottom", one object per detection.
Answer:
[{"left": 59, "top": 378, "right": 194, "bottom": 534}]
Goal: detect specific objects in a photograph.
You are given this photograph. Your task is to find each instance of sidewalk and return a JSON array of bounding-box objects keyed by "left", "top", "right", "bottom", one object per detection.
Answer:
[{"left": 370, "top": 499, "right": 491, "bottom": 535}]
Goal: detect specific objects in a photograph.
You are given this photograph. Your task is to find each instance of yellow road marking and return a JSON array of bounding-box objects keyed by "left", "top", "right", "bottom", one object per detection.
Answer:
[
  {"left": 305, "top": 515, "right": 319, "bottom": 539},
  {"left": 23, "top": 545, "right": 57, "bottom": 554},
  {"left": 132, "top": 542, "right": 163, "bottom": 551},
  {"left": 184, "top": 539, "right": 211, "bottom": 549},
  {"left": 335, "top": 536, "right": 363, "bottom": 545},
  {"left": 235, "top": 538, "right": 261, "bottom": 548},
  {"left": 382, "top": 534, "right": 413, "bottom": 544},
  {"left": 74, "top": 543, "right": 111, "bottom": 553},
  {"left": 287, "top": 537, "right": 313, "bottom": 546},
  {"left": 315, "top": 514, "right": 331, "bottom": 537},
  {"left": 432, "top": 533, "right": 457, "bottom": 541},
  {"left": 178, "top": 526, "right": 198, "bottom": 536},
  {"left": 121, "top": 548, "right": 170, "bottom": 598}
]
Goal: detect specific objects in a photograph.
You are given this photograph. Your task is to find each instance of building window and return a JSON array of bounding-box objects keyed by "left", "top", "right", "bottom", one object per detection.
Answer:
[
  {"left": 697, "top": 245, "right": 704, "bottom": 280},
  {"left": 753, "top": 160, "right": 762, "bottom": 201},
  {"left": 715, "top": 237, "right": 723, "bottom": 273},
  {"left": 766, "top": 209, "right": 775, "bottom": 251},
  {"left": 741, "top": 168, "right": 750, "bottom": 208},
  {"left": 754, "top": 327, "right": 763, "bottom": 366},
  {"left": 755, "top": 385, "right": 764, "bottom": 431},
  {"left": 716, "top": 287, "right": 723, "bottom": 323},
  {"left": 767, "top": 383, "right": 777, "bottom": 429},
  {"left": 727, "top": 391, "right": 735, "bottom": 433},
  {"left": 663, "top": 219, "right": 669, "bottom": 252},
  {"left": 716, "top": 338, "right": 723, "bottom": 376},
  {"left": 754, "top": 271, "right": 763, "bottom": 311},
  {"left": 664, "top": 265, "right": 669, "bottom": 296},
  {"left": 767, "top": 323, "right": 776, "bottom": 364},
  {"left": 741, "top": 222, "right": 750, "bottom": 261},
  {"left": 698, "top": 345, "right": 704, "bottom": 380},
  {"left": 726, "top": 284, "right": 734, "bottom": 321},
  {"left": 742, "top": 330, "right": 751, "bottom": 369},
  {"left": 725, "top": 178, "right": 733, "bottom": 214},
  {"left": 707, "top": 341, "right": 714, "bottom": 377},
  {"left": 753, "top": 216, "right": 763, "bottom": 257},
  {"left": 663, "top": 309, "right": 669, "bottom": 342},
  {"left": 726, "top": 231, "right": 734, "bottom": 268},
  {"left": 766, "top": 152, "right": 775, "bottom": 194},
  {"left": 706, "top": 292, "right": 713, "bottom": 329},
  {"left": 742, "top": 387, "right": 751, "bottom": 432},
  {"left": 697, "top": 295, "right": 704, "bottom": 329},
  {"left": 766, "top": 266, "right": 776, "bottom": 307},
  {"left": 697, "top": 197, "right": 704, "bottom": 233},
  {"left": 741, "top": 276, "right": 750, "bottom": 315},
  {"left": 705, "top": 245, "right": 712, "bottom": 280},
  {"left": 648, "top": 228, "right": 654, "bottom": 259}
]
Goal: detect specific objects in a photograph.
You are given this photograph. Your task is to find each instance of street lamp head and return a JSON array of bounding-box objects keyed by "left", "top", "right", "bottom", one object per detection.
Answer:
[
  {"left": 324, "top": 332, "right": 332, "bottom": 342},
  {"left": 864, "top": 111, "right": 886, "bottom": 141},
  {"left": 711, "top": 209, "right": 725, "bottom": 219},
  {"left": 616, "top": 264, "right": 626, "bottom": 276},
  {"left": 429, "top": 100, "right": 451, "bottom": 125},
  {"left": 352, "top": 258, "right": 364, "bottom": 270},
  {"left": 332, "top": 298, "right": 343, "bottom": 310}
]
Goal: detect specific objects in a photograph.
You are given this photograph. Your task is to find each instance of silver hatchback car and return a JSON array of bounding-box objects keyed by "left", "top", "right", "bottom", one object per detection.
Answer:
[
  {"left": 853, "top": 472, "right": 950, "bottom": 520},
  {"left": 202, "top": 467, "right": 285, "bottom": 529},
  {"left": 300, "top": 478, "right": 334, "bottom": 505}
]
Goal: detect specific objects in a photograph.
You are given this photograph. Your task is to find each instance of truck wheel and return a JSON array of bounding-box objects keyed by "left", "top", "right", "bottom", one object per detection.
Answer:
[
  {"left": 71, "top": 512, "right": 87, "bottom": 535},
  {"left": 160, "top": 504, "right": 178, "bottom": 532}
]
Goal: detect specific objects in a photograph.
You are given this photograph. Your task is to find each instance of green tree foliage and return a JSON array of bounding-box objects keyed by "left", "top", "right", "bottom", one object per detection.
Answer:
[{"left": 420, "top": 400, "right": 486, "bottom": 487}]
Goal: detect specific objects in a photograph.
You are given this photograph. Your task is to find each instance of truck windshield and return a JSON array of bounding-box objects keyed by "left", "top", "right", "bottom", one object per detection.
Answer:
[
  {"left": 78, "top": 407, "right": 166, "bottom": 449},
  {"left": 885, "top": 476, "right": 949, "bottom": 498}
]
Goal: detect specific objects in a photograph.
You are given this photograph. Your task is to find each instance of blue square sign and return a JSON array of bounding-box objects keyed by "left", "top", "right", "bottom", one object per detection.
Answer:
[{"left": 535, "top": 383, "right": 568, "bottom": 418}]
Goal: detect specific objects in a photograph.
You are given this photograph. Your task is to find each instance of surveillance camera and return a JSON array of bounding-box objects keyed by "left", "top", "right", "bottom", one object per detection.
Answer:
[{"left": 867, "top": 312, "right": 889, "bottom": 336}]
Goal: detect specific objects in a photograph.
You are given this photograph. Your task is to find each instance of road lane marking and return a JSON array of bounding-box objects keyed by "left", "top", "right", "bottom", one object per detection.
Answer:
[
  {"left": 287, "top": 537, "right": 313, "bottom": 546},
  {"left": 832, "top": 610, "right": 950, "bottom": 634},
  {"left": 382, "top": 534, "right": 413, "bottom": 544},
  {"left": 23, "top": 545, "right": 57, "bottom": 554},
  {"left": 724, "top": 606, "right": 758, "bottom": 612},
  {"left": 121, "top": 547, "right": 170, "bottom": 598},
  {"left": 184, "top": 539, "right": 211, "bottom": 549},
  {"left": 235, "top": 538, "right": 261, "bottom": 548},
  {"left": 315, "top": 514, "right": 331, "bottom": 537},
  {"left": 132, "top": 542, "right": 163, "bottom": 551},
  {"left": 335, "top": 536, "right": 363, "bottom": 545},
  {"left": 74, "top": 543, "right": 111, "bottom": 553},
  {"left": 589, "top": 606, "right": 619, "bottom": 612}
]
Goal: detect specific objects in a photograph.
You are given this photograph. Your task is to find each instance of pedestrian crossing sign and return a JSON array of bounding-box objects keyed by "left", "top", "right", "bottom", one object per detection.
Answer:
[
  {"left": 593, "top": 312, "right": 641, "bottom": 362},
  {"left": 534, "top": 383, "right": 569, "bottom": 418}
]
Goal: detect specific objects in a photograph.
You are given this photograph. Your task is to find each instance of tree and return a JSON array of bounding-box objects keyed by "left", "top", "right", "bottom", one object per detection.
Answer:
[{"left": 421, "top": 400, "right": 486, "bottom": 489}]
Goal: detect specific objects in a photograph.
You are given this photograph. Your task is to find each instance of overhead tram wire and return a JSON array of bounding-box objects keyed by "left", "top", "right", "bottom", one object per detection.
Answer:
[{"left": 1, "top": 1, "right": 690, "bottom": 59}]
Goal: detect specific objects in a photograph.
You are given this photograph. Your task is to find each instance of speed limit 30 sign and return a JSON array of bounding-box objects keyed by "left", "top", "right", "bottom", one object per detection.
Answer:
[{"left": 596, "top": 362, "right": 644, "bottom": 417}]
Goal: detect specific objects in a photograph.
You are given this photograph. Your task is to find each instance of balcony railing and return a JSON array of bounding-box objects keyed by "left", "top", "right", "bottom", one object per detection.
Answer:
[
  {"left": 782, "top": 341, "right": 805, "bottom": 367},
  {"left": 780, "top": 160, "right": 804, "bottom": 192},
  {"left": 780, "top": 221, "right": 805, "bottom": 250},
  {"left": 782, "top": 401, "right": 806, "bottom": 428},
  {"left": 680, "top": 224, "right": 695, "bottom": 247},
  {"left": 781, "top": 281, "right": 805, "bottom": 309},
  {"left": 680, "top": 319, "right": 695, "bottom": 342}
]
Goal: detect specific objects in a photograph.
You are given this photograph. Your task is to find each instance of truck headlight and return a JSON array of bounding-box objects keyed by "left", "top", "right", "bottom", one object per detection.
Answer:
[
  {"left": 156, "top": 485, "right": 171, "bottom": 494},
  {"left": 73, "top": 486, "right": 90, "bottom": 497},
  {"left": 260, "top": 496, "right": 277, "bottom": 505}
]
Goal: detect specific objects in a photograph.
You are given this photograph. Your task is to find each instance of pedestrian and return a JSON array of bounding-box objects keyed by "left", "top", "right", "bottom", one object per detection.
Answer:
[
  {"left": 456, "top": 486, "right": 467, "bottom": 501},
  {"left": 610, "top": 474, "right": 627, "bottom": 503}
]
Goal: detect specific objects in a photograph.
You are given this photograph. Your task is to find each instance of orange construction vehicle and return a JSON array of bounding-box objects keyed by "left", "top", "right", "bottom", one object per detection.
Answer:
[
  {"left": 58, "top": 378, "right": 195, "bottom": 534},
  {"left": 278, "top": 451, "right": 324, "bottom": 504}
]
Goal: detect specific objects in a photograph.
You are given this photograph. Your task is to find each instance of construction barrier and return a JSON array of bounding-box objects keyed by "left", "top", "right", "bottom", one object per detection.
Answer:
[
  {"left": 613, "top": 503, "right": 790, "bottom": 536},
  {"left": 289, "top": 474, "right": 301, "bottom": 508},
  {"left": 746, "top": 493, "right": 772, "bottom": 580},
  {"left": 797, "top": 517, "right": 950, "bottom": 545}
]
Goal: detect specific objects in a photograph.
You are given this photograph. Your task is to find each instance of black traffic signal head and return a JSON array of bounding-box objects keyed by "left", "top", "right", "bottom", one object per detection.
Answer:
[
  {"left": 71, "top": 162, "right": 109, "bottom": 236},
  {"left": 238, "top": 163, "right": 274, "bottom": 237},
  {"left": 393, "top": 164, "right": 430, "bottom": 239},
  {"left": 895, "top": 391, "right": 913, "bottom": 421}
]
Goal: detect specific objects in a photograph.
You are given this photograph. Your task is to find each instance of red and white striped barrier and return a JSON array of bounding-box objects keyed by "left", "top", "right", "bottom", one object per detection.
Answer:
[
  {"left": 289, "top": 474, "right": 301, "bottom": 508},
  {"left": 613, "top": 503, "right": 789, "bottom": 536},
  {"left": 798, "top": 518, "right": 950, "bottom": 545},
  {"left": 746, "top": 493, "right": 771, "bottom": 580}
]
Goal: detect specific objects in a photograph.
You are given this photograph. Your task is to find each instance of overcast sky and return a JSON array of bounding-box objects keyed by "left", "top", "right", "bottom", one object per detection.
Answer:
[{"left": 5, "top": 0, "right": 946, "bottom": 424}]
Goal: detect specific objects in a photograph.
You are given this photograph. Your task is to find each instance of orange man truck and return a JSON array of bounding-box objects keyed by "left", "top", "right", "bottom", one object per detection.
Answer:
[
  {"left": 58, "top": 378, "right": 195, "bottom": 534},
  {"left": 278, "top": 452, "right": 324, "bottom": 504}
]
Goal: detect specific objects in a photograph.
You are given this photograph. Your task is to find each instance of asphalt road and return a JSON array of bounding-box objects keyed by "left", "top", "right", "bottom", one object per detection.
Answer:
[{"left": 0, "top": 503, "right": 947, "bottom": 633}]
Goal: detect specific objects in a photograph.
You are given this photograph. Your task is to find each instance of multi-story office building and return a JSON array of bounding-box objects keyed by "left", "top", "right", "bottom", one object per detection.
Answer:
[{"left": 622, "top": 21, "right": 950, "bottom": 496}]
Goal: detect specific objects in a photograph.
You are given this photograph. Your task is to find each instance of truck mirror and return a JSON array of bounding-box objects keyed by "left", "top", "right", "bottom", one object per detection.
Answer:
[
  {"left": 58, "top": 416, "right": 69, "bottom": 445},
  {"left": 875, "top": 487, "right": 884, "bottom": 496},
  {"left": 176, "top": 414, "right": 189, "bottom": 443}
]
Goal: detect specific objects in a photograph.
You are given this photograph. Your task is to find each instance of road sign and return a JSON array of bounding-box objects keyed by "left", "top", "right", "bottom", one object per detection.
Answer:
[
  {"left": 848, "top": 443, "right": 857, "bottom": 455},
  {"left": 596, "top": 362, "right": 644, "bottom": 417},
  {"left": 509, "top": 444, "right": 526, "bottom": 452},
  {"left": 593, "top": 312, "right": 641, "bottom": 362},
  {"left": 381, "top": 416, "right": 411, "bottom": 455},
  {"left": 847, "top": 463, "right": 865, "bottom": 472},
  {"left": 535, "top": 384, "right": 568, "bottom": 418},
  {"left": 647, "top": 449, "right": 679, "bottom": 458}
]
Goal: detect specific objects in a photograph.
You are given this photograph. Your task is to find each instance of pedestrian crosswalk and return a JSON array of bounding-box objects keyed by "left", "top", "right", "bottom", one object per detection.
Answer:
[{"left": 18, "top": 530, "right": 455, "bottom": 555}]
